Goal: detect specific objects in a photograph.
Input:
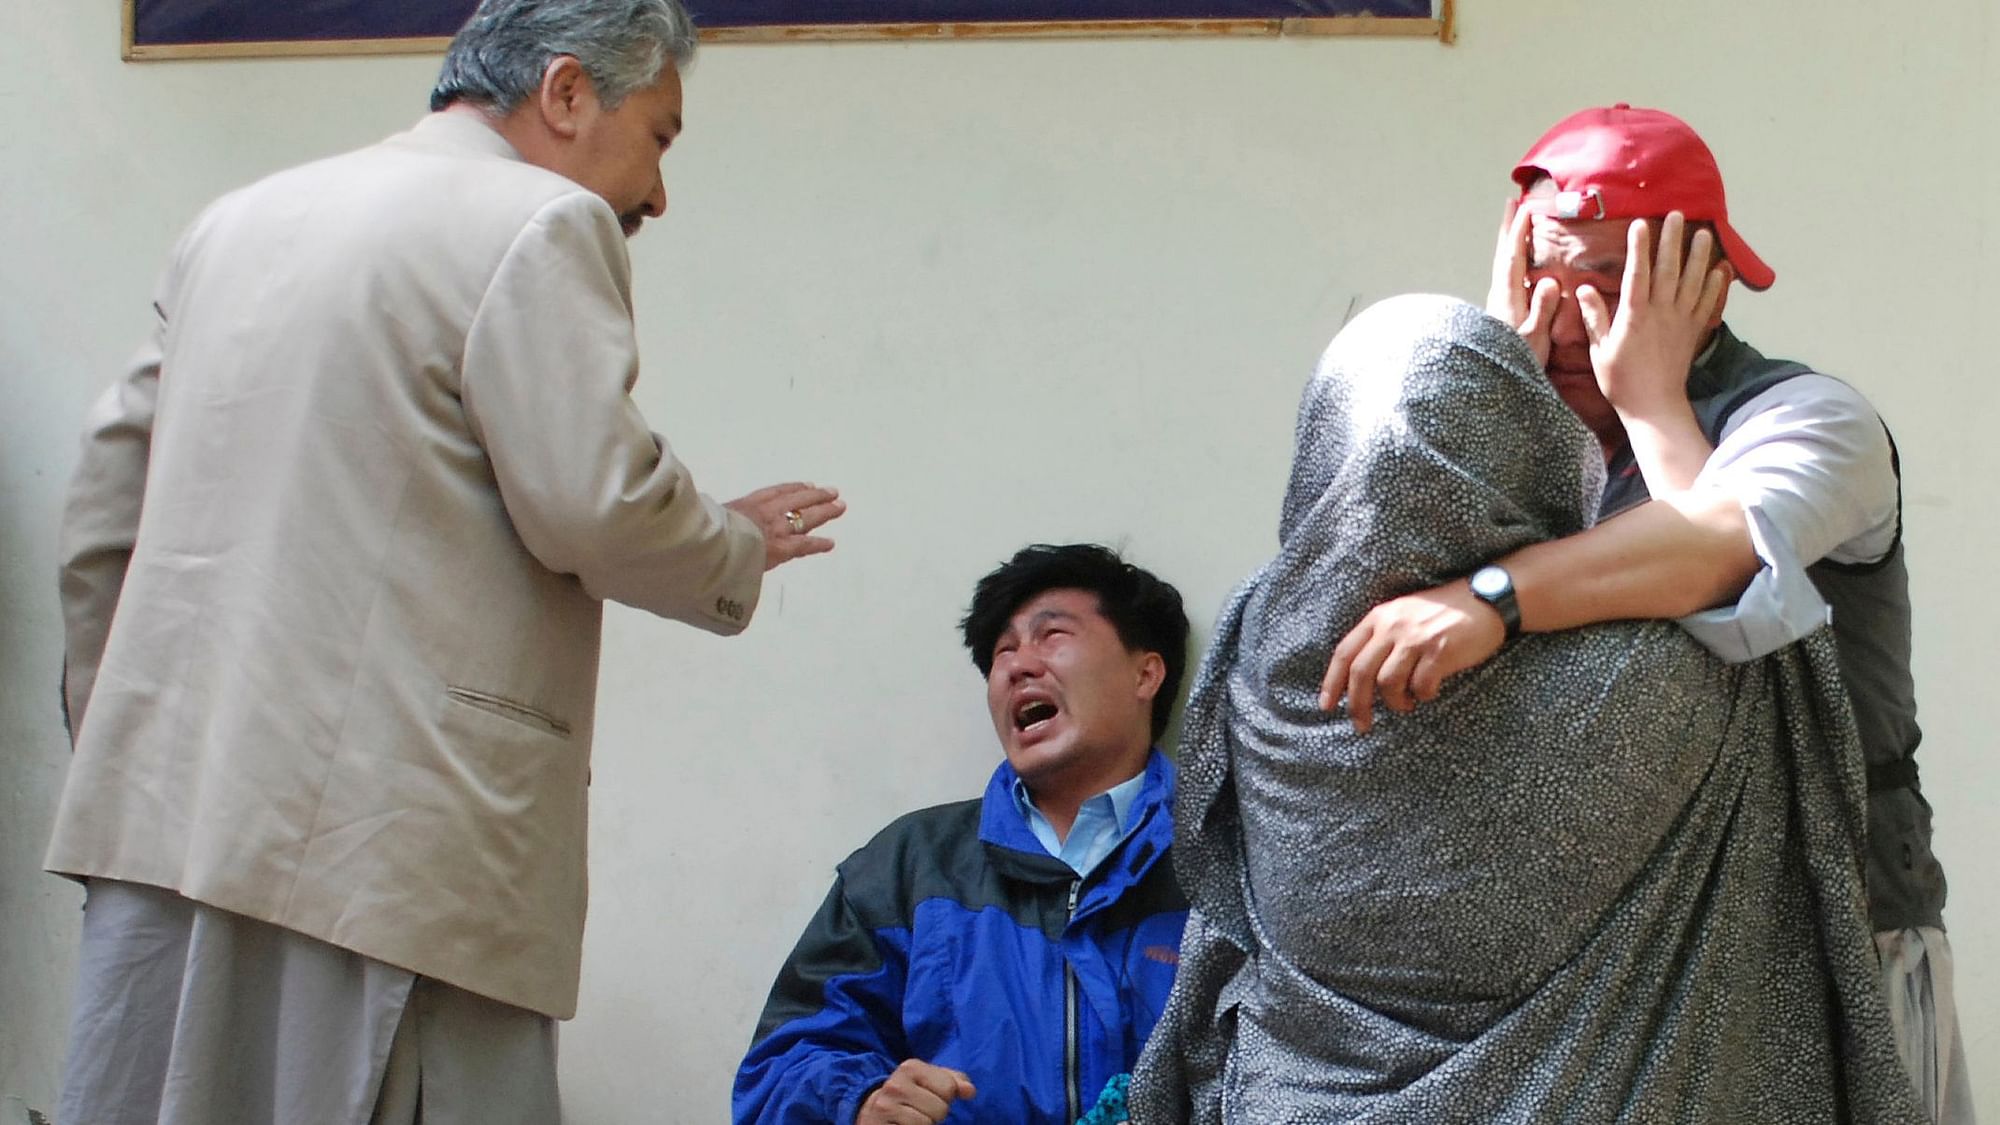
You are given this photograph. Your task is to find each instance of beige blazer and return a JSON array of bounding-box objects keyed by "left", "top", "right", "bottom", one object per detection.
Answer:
[{"left": 47, "top": 113, "right": 765, "bottom": 1019}]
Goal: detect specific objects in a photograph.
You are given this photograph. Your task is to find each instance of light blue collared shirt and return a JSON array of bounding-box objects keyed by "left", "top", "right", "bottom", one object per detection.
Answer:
[{"left": 1011, "top": 771, "right": 1147, "bottom": 878}]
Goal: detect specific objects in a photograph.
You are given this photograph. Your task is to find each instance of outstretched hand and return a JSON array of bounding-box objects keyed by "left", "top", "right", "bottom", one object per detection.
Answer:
[
  {"left": 725, "top": 481, "right": 845, "bottom": 571},
  {"left": 1319, "top": 580, "right": 1506, "bottom": 734}
]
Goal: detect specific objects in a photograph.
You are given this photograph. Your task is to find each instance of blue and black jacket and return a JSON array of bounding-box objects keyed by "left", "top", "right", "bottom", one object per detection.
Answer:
[{"left": 733, "top": 751, "right": 1187, "bottom": 1124}]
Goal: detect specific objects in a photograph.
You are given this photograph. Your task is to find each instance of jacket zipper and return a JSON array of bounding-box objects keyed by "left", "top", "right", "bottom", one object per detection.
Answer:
[{"left": 1065, "top": 877, "right": 1081, "bottom": 1124}]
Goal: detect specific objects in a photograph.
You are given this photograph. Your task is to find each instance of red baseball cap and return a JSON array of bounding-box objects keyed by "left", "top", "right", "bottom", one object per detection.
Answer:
[{"left": 1512, "top": 104, "right": 1774, "bottom": 291}]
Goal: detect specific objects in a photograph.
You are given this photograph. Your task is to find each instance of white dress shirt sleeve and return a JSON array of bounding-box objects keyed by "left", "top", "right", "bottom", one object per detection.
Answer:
[{"left": 1676, "top": 374, "right": 1900, "bottom": 662}]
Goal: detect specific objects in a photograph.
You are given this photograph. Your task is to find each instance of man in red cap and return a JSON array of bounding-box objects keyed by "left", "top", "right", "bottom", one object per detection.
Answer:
[{"left": 1320, "top": 104, "right": 1969, "bottom": 1122}]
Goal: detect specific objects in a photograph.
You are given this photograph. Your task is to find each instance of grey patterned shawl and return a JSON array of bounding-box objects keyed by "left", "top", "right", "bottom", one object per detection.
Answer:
[{"left": 1129, "top": 295, "right": 1922, "bottom": 1124}]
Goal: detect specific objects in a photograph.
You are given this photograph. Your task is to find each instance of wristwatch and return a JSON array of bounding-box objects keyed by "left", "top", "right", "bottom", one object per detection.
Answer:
[{"left": 1468, "top": 565, "right": 1521, "bottom": 642}]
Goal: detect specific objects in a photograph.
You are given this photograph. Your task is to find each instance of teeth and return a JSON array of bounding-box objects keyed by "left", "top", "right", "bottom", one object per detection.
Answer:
[{"left": 1015, "top": 701, "right": 1058, "bottom": 730}]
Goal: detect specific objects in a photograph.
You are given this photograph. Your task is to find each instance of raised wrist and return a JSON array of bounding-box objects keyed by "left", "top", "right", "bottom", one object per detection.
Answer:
[{"left": 1607, "top": 377, "right": 1700, "bottom": 427}]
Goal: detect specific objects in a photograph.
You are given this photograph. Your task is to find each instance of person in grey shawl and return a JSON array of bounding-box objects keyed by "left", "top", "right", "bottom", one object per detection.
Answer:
[{"left": 1126, "top": 294, "right": 1923, "bottom": 1124}]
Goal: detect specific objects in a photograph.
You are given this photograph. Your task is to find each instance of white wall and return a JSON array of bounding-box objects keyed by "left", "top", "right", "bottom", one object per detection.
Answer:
[{"left": 3, "top": 1, "right": 1993, "bottom": 1120}]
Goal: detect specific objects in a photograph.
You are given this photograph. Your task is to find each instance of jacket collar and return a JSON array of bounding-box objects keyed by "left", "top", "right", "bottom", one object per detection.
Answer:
[
  {"left": 388, "top": 110, "right": 527, "bottom": 164},
  {"left": 978, "top": 750, "right": 1177, "bottom": 890}
]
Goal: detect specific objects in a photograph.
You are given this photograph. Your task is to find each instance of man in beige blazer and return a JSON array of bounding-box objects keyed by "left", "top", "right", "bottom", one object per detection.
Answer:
[{"left": 47, "top": 1, "right": 842, "bottom": 1121}]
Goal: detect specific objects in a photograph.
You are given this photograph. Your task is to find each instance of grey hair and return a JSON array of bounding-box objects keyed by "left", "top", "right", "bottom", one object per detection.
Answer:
[{"left": 429, "top": 0, "right": 697, "bottom": 114}]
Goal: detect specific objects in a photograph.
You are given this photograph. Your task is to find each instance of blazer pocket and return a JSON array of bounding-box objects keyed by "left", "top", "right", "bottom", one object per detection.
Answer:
[{"left": 445, "top": 686, "right": 573, "bottom": 739}]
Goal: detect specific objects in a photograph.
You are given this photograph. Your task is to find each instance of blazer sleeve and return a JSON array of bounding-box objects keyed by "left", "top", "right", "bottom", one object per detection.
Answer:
[
  {"left": 733, "top": 874, "right": 908, "bottom": 1125},
  {"left": 459, "top": 190, "right": 765, "bottom": 634},
  {"left": 58, "top": 306, "right": 166, "bottom": 737}
]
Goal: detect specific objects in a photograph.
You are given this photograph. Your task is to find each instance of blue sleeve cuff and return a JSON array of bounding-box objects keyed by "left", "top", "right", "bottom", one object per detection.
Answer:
[
  {"left": 837, "top": 1064, "right": 896, "bottom": 1125},
  {"left": 1675, "top": 502, "right": 1831, "bottom": 663}
]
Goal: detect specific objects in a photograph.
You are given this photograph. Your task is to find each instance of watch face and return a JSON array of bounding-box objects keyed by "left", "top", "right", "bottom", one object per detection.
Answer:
[{"left": 1471, "top": 566, "right": 1509, "bottom": 598}]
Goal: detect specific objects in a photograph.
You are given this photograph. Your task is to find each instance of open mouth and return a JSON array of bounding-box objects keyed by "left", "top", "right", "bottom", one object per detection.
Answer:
[{"left": 1013, "top": 700, "right": 1058, "bottom": 732}]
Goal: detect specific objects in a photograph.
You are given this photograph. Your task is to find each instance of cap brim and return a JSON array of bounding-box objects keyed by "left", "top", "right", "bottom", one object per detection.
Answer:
[{"left": 1715, "top": 219, "right": 1774, "bottom": 291}]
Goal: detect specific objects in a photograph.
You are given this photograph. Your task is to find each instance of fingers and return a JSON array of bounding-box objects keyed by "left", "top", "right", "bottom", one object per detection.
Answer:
[
  {"left": 1319, "top": 624, "right": 1366, "bottom": 712},
  {"left": 764, "top": 530, "right": 836, "bottom": 574},
  {"left": 1342, "top": 631, "right": 1395, "bottom": 736},
  {"left": 861, "top": 1060, "right": 971, "bottom": 1125},
  {"left": 1320, "top": 585, "right": 1510, "bottom": 731},
  {"left": 859, "top": 1085, "right": 939, "bottom": 1124},
  {"left": 1522, "top": 276, "right": 1560, "bottom": 361},
  {"left": 1322, "top": 617, "right": 1415, "bottom": 731},
  {"left": 1409, "top": 646, "right": 1447, "bottom": 704},
  {"left": 1575, "top": 284, "right": 1612, "bottom": 347},
  {"left": 1582, "top": 212, "right": 1728, "bottom": 406},
  {"left": 1499, "top": 198, "right": 1531, "bottom": 290},
  {"left": 732, "top": 481, "right": 814, "bottom": 507},
  {"left": 731, "top": 482, "right": 840, "bottom": 520},
  {"left": 1696, "top": 259, "right": 1730, "bottom": 325},
  {"left": 1376, "top": 642, "right": 1419, "bottom": 715},
  {"left": 1491, "top": 198, "right": 1518, "bottom": 274},
  {"left": 1623, "top": 217, "right": 1652, "bottom": 310},
  {"left": 791, "top": 495, "right": 847, "bottom": 534},
  {"left": 731, "top": 482, "right": 847, "bottom": 570},
  {"left": 1343, "top": 650, "right": 1380, "bottom": 734},
  {"left": 869, "top": 1093, "right": 947, "bottom": 1125},
  {"left": 764, "top": 485, "right": 841, "bottom": 524},
  {"left": 1677, "top": 224, "right": 1715, "bottom": 308},
  {"left": 1652, "top": 212, "right": 1684, "bottom": 305},
  {"left": 1497, "top": 195, "right": 1520, "bottom": 243},
  {"left": 778, "top": 484, "right": 840, "bottom": 511},
  {"left": 907, "top": 1065, "right": 973, "bottom": 1102},
  {"left": 1488, "top": 197, "right": 1534, "bottom": 322}
]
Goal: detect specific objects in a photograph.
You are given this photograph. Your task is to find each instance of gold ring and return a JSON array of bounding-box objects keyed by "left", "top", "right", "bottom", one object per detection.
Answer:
[{"left": 784, "top": 509, "right": 806, "bottom": 535}]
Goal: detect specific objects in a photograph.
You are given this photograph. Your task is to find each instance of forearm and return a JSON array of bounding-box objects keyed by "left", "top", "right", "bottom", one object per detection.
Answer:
[
  {"left": 734, "top": 1041, "right": 896, "bottom": 1125},
  {"left": 737, "top": 878, "right": 907, "bottom": 1124},
  {"left": 1617, "top": 397, "right": 1713, "bottom": 494},
  {"left": 1504, "top": 487, "right": 1759, "bottom": 632},
  {"left": 462, "top": 193, "right": 763, "bottom": 632},
  {"left": 1321, "top": 439, "right": 1764, "bottom": 728}
]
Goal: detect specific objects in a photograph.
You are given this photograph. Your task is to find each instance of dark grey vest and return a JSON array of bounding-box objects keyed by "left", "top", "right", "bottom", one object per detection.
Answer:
[{"left": 1599, "top": 325, "right": 1944, "bottom": 931}]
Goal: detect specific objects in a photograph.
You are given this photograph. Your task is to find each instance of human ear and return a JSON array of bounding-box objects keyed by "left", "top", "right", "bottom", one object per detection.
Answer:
[
  {"left": 535, "top": 56, "right": 591, "bottom": 139},
  {"left": 1134, "top": 652, "right": 1166, "bottom": 703}
]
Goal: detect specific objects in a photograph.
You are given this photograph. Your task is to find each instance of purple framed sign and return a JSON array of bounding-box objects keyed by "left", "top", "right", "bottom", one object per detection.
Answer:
[{"left": 125, "top": 0, "right": 1451, "bottom": 59}]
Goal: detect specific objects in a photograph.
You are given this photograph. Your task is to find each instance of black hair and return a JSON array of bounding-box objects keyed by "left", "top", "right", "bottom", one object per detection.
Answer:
[{"left": 960, "top": 543, "right": 1190, "bottom": 741}]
